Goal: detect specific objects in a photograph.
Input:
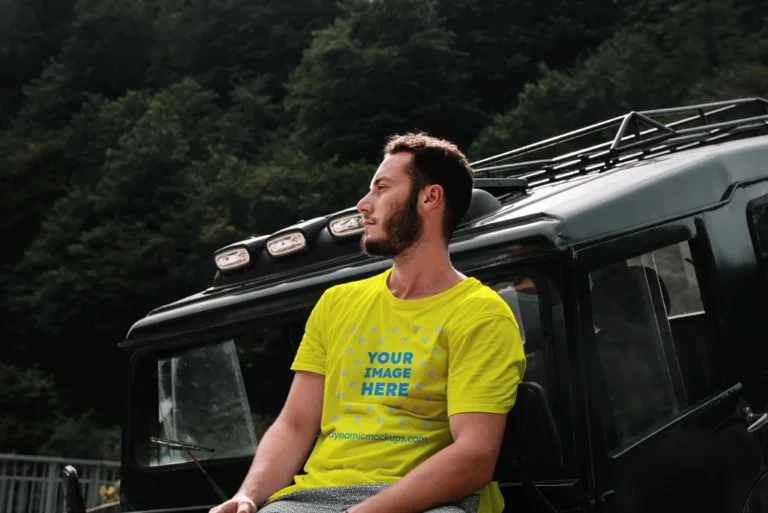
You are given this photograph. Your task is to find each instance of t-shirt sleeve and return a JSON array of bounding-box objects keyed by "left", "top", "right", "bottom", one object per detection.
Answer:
[
  {"left": 447, "top": 314, "right": 527, "bottom": 416},
  {"left": 290, "top": 289, "right": 332, "bottom": 376}
]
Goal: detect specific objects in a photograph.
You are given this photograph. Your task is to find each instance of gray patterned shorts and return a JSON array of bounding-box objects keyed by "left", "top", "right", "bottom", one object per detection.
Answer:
[{"left": 258, "top": 483, "right": 480, "bottom": 513}]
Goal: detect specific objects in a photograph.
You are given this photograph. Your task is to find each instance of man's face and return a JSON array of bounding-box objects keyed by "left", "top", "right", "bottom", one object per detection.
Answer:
[{"left": 356, "top": 152, "right": 423, "bottom": 257}]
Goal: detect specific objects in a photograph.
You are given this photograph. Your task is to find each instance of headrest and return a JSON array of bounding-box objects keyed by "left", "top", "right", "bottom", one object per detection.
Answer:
[
  {"left": 591, "top": 265, "right": 670, "bottom": 328},
  {"left": 459, "top": 189, "right": 502, "bottom": 226}
]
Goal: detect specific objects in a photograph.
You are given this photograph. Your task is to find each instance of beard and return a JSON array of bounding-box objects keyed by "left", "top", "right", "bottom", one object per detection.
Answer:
[{"left": 361, "top": 186, "right": 422, "bottom": 258}]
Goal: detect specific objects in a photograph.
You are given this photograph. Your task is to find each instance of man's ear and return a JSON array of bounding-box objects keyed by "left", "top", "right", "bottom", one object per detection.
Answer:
[{"left": 421, "top": 184, "right": 444, "bottom": 213}]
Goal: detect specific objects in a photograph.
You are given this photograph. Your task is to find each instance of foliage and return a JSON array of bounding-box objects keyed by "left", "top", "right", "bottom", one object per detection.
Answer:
[
  {"left": 0, "top": 364, "right": 59, "bottom": 454},
  {"left": 469, "top": 0, "right": 768, "bottom": 161},
  {"left": 16, "top": 0, "right": 155, "bottom": 131},
  {"left": 38, "top": 413, "right": 121, "bottom": 460},
  {"left": 0, "top": 0, "right": 76, "bottom": 124},
  {"left": 285, "top": 0, "right": 484, "bottom": 164},
  {"left": 436, "top": 0, "right": 623, "bottom": 115}
]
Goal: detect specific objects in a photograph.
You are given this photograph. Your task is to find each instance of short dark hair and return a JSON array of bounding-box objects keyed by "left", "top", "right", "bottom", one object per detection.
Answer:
[{"left": 384, "top": 132, "right": 474, "bottom": 240}]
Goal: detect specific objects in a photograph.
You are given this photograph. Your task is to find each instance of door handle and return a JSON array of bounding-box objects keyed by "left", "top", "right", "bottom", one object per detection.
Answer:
[{"left": 743, "top": 407, "right": 768, "bottom": 433}]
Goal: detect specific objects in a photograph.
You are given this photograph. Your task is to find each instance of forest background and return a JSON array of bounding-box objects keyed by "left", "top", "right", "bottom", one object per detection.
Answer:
[{"left": 1, "top": 0, "right": 766, "bottom": 459}]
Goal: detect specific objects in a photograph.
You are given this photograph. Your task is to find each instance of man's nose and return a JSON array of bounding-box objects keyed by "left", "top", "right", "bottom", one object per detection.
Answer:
[{"left": 357, "top": 193, "right": 372, "bottom": 215}]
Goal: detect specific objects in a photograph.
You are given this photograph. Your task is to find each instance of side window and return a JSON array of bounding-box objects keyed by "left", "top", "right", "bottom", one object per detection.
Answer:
[
  {"left": 748, "top": 195, "right": 768, "bottom": 284},
  {"left": 489, "top": 273, "right": 555, "bottom": 391},
  {"left": 589, "top": 240, "right": 719, "bottom": 450}
]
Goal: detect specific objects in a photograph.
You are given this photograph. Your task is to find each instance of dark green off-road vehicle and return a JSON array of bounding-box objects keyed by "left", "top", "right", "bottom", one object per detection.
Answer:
[{"left": 65, "top": 98, "right": 768, "bottom": 513}]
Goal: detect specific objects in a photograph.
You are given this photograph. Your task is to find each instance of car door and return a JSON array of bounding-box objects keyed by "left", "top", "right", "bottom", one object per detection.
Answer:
[
  {"left": 574, "top": 216, "right": 767, "bottom": 513},
  {"left": 477, "top": 260, "right": 592, "bottom": 513}
]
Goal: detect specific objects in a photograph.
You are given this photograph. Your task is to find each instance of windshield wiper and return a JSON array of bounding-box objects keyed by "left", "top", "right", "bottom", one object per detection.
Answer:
[
  {"left": 150, "top": 437, "right": 228, "bottom": 501},
  {"left": 150, "top": 437, "right": 217, "bottom": 453}
]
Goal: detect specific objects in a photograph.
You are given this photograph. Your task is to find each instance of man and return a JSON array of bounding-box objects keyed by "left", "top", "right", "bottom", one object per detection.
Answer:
[{"left": 211, "top": 133, "right": 526, "bottom": 513}]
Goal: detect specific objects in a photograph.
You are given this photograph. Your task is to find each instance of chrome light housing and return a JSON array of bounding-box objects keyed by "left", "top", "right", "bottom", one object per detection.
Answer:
[
  {"left": 329, "top": 213, "right": 365, "bottom": 238},
  {"left": 266, "top": 232, "right": 307, "bottom": 257},
  {"left": 214, "top": 247, "right": 250, "bottom": 271}
]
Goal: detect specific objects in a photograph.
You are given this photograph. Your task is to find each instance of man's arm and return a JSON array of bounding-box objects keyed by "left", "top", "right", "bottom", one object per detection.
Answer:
[
  {"left": 215, "top": 370, "right": 324, "bottom": 511},
  {"left": 346, "top": 411, "right": 507, "bottom": 513}
]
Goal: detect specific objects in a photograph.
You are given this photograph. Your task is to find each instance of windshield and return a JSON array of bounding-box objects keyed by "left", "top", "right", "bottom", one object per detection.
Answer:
[
  {"left": 155, "top": 339, "right": 257, "bottom": 465},
  {"left": 134, "top": 323, "right": 299, "bottom": 467}
]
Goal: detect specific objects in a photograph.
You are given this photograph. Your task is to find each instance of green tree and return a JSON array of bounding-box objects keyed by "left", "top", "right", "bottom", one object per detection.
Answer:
[
  {"left": 149, "top": 0, "right": 338, "bottom": 103},
  {"left": 217, "top": 146, "right": 373, "bottom": 234},
  {"left": 9, "top": 80, "right": 235, "bottom": 418},
  {"left": 0, "top": 364, "right": 59, "bottom": 454},
  {"left": 17, "top": 0, "right": 155, "bottom": 131},
  {"left": 436, "top": 0, "right": 623, "bottom": 115},
  {"left": 0, "top": 91, "right": 153, "bottom": 305},
  {"left": 0, "top": 0, "right": 76, "bottom": 124},
  {"left": 286, "top": 0, "right": 484, "bottom": 164},
  {"left": 469, "top": 0, "right": 768, "bottom": 161},
  {"left": 7, "top": 78, "right": 372, "bottom": 422},
  {"left": 37, "top": 413, "right": 121, "bottom": 460}
]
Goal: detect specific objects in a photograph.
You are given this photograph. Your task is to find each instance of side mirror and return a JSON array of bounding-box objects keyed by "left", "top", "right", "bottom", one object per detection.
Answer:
[{"left": 62, "top": 465, "right": 87, "bottom": 513}]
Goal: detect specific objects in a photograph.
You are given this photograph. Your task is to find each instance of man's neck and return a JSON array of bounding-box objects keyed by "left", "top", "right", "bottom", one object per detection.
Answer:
[{"left": 387, "top": 241, "right": 465, "bottom": 300}]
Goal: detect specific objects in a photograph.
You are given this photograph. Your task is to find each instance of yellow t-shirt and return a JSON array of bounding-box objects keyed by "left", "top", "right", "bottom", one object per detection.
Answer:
[{"left": 269, "top": 268, "right": 526, "bottom": 513}]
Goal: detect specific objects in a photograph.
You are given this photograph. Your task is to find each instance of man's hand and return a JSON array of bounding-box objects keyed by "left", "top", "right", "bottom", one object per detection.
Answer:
[{"left": 209, "top": 494, "right": 258, "bottom": 513}]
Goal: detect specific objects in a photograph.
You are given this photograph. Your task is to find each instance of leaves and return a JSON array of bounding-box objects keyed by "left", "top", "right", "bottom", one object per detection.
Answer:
[
  {"left": 0, "top": 364, "right": 58, "bottom": 454},
  {"left": 285, "top": 0, "right": 484, "bottom": 164},
  {"left": 469, "top": 0, "right": 768, "bottom": 161}
]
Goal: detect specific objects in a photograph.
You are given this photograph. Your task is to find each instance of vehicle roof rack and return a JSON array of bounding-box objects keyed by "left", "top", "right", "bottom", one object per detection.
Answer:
[
  {"left": 470, "top": 97, "right": 768, "bottom": 188},
  {"left": 474, "top": 177, "right": 528, "bottom": 197}
]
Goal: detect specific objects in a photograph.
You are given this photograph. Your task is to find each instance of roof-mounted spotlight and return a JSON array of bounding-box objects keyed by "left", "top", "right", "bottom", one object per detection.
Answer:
[
  {"left": 266, "top": 217, "right": 327, "bottom": 257},
  {"left": 213, "top": 235, "right": 268, "bottom": 272},
  {"left": 266, "top": 232, "right": 307, "bottom": 257},
  {"left": 214, "top": 247, "right": 250, "bottom": 271},
  {"left": 328, "top": 208, "right": 365, "bottom": 239}
]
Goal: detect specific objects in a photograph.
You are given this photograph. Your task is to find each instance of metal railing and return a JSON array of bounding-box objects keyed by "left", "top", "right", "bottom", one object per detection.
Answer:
[{"left": 0, "top": 453, "right": 119, "bottom": 513}]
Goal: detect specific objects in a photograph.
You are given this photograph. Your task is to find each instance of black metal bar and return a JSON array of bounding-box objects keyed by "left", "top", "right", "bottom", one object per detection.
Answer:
[
  {"left": 634, "top": 112, "right": 677, "bottom": 133},
  {"left": 469, "top": 114, "right": 626, "bottom": 168},
  {"left": 549, "top": 123, "right": 758, "bottom": 179},
  {"left": 610, "top": 113, "right": 636, "bottom": 151},
  {"left": 473, "top": 159, "right": 553, "bottom": 176},
  {"left": 551, "top": 110, "right": 767, "bottom": 165},
  {"left": 698, "top": 108, "right": 709, "bottom": 125},
  {"left": 609, "top": 112, "right": 676, "bottom": 152},
  {"left": 591, "top": 101, "right": 757, "bottom": 156},
  {"left": 546, "top": 121, "right": 768, "bottom": 182},
  {"left": 182, "top": 447, "right": 228, "bottom": 502},
  {"left": 665, "top": 102, "right": 749, "bottom": 130},
  {"left": 468, "top": 98, "right": 768, "bottom": 191},
  {"left": 674, "top": 114, "right": 768, "bottom": 136},
  {"left": 606, "top": 131, "right": 677, "bottom": 155},
  {"left": 696, "top": 121, "right": 768, "bottom": 143},
  {"left": 638, "top": 98, "right": 762, "bottom": 116},
  {"left": 471, "top": 99, "right": 763, "bottom": 170}
]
